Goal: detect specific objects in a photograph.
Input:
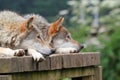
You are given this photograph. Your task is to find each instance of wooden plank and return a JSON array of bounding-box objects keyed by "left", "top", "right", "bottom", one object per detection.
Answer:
[
  {"left": 38, "top": 54, "right": 62, "bottom": 71},
  {"left": 82, "top": 52, "right": 100, "bottom": 66},
  {"left": 11, "top": 56, "right": 36, "bottom": 72},
  {"left": 38, "top": 56, "right": 50, "bottom": 70},
  {"left": 0, "top": 52, "right": 100, "bottom": 73},
  {"left": 0, "top": 66, "right": 101, "bottom": 80},
  {"left": 62, "top": 52, "right": 100, "bottom": 68},
  {"left": 22, "top": 56, "right": 36, "bottom": 71},
  {"left": 43, "top": 70, "right": 61, "bottom": 80},
  {"left": 11, "top": 70, "right": 61, "bottom": 80},
  {"left": 61, "top": 67, "right": 94, "bottom": 78},
  {"left": 0, "top": 57, "right": 12, "bottom": 73},
  {"left": 93, "top": 66, "right": 102, "bottom": 80},
  {"left": 62, "top": 53, "right": 83, "bottom": 68},
  {"left": 82, "top": 76, "right": 94, "bottom": 80},
  {"left": 0, "top": 75, "right": 12, "bottom": 80},
  {"left": 2, "top": 67, "right": 95, "bottom": 80},
  {"left": 50, "top": 54, "right": 62, "bottom": 70},
  {"left": 0, "top": 56, "right": 36, "bottom": 73}
]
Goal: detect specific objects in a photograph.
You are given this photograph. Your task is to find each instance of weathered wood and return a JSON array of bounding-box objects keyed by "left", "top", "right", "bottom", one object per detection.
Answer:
[
  {"left": 93, "top": 66, "right": 102, "bottom": 80},
  {"left": 0, "top": 56, "right": 36, "bottom": 73},
  {"left": 11, "top": 56, "right": 36, "bottom": 72},
  {"left": 38, "top": 55, "right": 62, "bottom": 70},
  {"left": 11, "top": 70, "right": 61, "bottom": 80},
  {"left": 0, "top": 67, "right": 95, "bottom": 80},
  {"left": 50, "top": 54, "right": 62, "bottom": 70},
  {"left": 38, "top": 57, "right": 50, "bottom": 70},
  {"left": 0, "top": 57, "right": 12, "bottom": 73},
  {"left": 82, "top": 76, "right": 94, "bottom": 80},
  {"left": 0, "top": 52, "right": 100, "bottom": 73},
  {"left": 62, "top": 53, "right": 83, "bottom": 68},
  {"left": 82, "top": 52, "right": 100, "bottom": 66},
  {"left": 0, "top": 75, "right": 12, "bottom": 80},
  {"left": 61, "top": 67, "right": 94, "bottom": 78},
  {"left": 0, "top": 52, "right": 102, "bottom": 80},
  {"left": 62, "top": 52, "right": 100, "bottom": 68}
]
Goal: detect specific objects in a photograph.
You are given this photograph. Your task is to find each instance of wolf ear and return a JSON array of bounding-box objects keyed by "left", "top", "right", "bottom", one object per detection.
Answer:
[
  {"left": 19, "top": 17, "right": 34, "bottom": 32},
  {"left": 49, "top": 17, "right": 64, "bottom": 35},
  {"left": 26, "top": 17, "right": 34, "bottom": 29}
]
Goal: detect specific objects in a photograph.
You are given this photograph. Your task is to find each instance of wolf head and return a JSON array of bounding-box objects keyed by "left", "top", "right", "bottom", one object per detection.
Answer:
[
  {"left": 48, "top": 17, "right": 84, "bottom": 53},
  {"left": 17, "top": 17, "right": 54, "bottom": 55},
  {"left": 24, "top": 15, "right": 83, "bottom": 54}
]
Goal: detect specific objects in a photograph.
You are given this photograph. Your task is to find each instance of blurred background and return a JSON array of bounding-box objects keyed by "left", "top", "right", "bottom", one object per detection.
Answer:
[{"left": 0, "top": 0, "right": 120, "bottom": 80}]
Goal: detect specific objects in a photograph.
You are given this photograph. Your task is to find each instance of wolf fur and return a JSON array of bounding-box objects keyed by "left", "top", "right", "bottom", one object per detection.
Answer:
[
  {"left": 0, "top": 11, "right": 54, "bottom": 61},
  {"left": 24, "top": 14, "right": 51, "bottom": 43},
  {"left": 24, "top": 14, "right": 84, "bottom": 53}
]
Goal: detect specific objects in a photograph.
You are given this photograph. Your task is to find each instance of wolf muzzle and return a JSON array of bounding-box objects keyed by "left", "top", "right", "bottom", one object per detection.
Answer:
[{"left": 78, "top": 44, "right": 84, "bottom": 52}]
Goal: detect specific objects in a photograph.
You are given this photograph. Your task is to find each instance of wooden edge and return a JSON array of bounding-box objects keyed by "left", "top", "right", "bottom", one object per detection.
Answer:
[
  {"left": 0, "top": 52, "right": 100, "bottom": 73},
  {"left": 0, "top": 75, "right": 12, "bottom": 80},
  {"left": 0, "top": 67, "right": 95, "bottom": 80},
  {"left": 61, "top": 67, "right": 95, "bottom": 78},
  {"left": 49, "top": 54, "right": 62, "bottom": 70},
  {"left": 38, "top": 56, "right": 50, "bottom": 70},
  {"left": 0, "top": 56, "right": 36, "bottom": 73},
  {"left": 62, "top": 52, "right": 100, "bottom": 68},
  {"left": 93, "top": 66, "right": 102, "bottom": 80}
]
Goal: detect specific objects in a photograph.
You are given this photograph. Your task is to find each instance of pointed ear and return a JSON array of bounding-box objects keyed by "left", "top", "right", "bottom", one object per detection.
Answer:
[
  {"left": 19, "top": 17, "right": 34, "bottom": 32},
  {"left": 25, "top": 16, "right": 34, "bottom": 30},
  {"left": 48, "top": 17, "right": 64, "bottom": 35}
]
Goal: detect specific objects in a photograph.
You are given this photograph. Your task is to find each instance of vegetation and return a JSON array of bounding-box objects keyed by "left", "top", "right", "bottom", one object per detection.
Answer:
[
  {"left": 0, "top": 0, "right": 69, "bottom": 21},
  {"left": 68, "top": 1, "right": 120, "bottom": 80}
]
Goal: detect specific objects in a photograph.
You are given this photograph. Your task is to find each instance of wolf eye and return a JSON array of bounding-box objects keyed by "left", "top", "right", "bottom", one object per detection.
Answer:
[
  {"left": 66, "top": 35, "right": 71, "bottom": 39},
  {"left": 37, "top": 35, "right": 40, "bottom": 39},
  {"left": 67, "top": 35, "right": 70, "bottom": 38}
]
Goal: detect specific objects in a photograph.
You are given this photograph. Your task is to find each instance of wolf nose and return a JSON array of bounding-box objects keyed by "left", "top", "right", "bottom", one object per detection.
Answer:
[
  {"left": 51, "top": 48, "right": 55, "bottom": 54},
  {"left": 80, "top": 45, "right": 84, "bottom": 50},
  {"left": 78, "top": 44, "right": 84, "bottom": 51}
]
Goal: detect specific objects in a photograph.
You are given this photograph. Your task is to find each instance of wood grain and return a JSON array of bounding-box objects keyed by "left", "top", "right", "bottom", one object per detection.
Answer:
[{"left": 0, "top": 52, "right": 102, "bottom": 80}]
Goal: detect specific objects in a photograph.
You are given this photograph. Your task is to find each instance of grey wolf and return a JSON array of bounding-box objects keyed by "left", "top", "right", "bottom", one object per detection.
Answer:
[
  {"left": 24, "top": 14, "right": 84, "bottom": 54},
  {"left": 0, "top": 11, "right": 54, "bottom": 61}
]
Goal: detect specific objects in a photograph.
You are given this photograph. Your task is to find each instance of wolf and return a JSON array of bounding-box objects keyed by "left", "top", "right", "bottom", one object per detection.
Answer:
[
  {"left": 24, "top": 14, "right": 84, "bottom": 53},
  {"left": 0, "top": 11, "right": 54, "bottom": 61}
]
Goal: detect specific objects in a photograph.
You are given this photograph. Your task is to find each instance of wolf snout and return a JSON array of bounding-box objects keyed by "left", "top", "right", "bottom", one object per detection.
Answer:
[
  {"left": 80, "top": 45, "right": 84, "bottom": 50},
  {"left": 51, "top": 48, "right": 55, "bottom": 54},
  {"left": 78, "top": 44, "right": 84, "bottom": 52},
  {"left": 44, "top": 48, "right": 55, "bottom": 56}
]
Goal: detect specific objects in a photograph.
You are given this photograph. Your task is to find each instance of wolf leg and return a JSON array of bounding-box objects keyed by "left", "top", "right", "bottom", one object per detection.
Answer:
[
  {"left": 0, "top": 47, "right": 25, "bottom": 57},
  {"left": 27, "top": 48, "right": 45, "bottom": 62}
]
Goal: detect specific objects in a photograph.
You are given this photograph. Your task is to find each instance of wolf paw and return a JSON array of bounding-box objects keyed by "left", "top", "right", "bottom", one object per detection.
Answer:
[
  {"left": 32, "top": 53, "right": 45, "bottom": 62},
  {"left": 27, "top": 49, "right": 45, "bottom": 62},
  {"left": 14, "top": 49, "right": 25, "bottom": 56}
]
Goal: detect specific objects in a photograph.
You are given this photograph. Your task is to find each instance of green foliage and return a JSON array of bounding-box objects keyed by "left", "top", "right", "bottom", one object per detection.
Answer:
[
  {"left": 69, "top": 23, "right": 120, "bottom": 80},
  {"left": 69, "top": 26, "right": 89, "bottom": 43},
  {"left": 100, "top": 26, "right": 120, "bottom": 80},
  {"left": 0, "top": 0, "right": 69, "bottom": 21},
  {"left": 68, "top": 1, "right": 120, "bottom": 80},
  {"left": 99, "top": 10, "right": 120, "bottom": 80}
]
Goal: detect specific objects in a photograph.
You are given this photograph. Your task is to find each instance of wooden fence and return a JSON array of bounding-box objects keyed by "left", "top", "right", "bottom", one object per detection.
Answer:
[{"left": 0, "top": 52, "right": 102, "bottom": 80}]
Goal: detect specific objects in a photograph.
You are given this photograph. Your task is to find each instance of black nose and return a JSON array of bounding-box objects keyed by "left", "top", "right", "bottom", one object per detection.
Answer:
[
  {"left": 80, "top": 45, "right": 84, "bottom": 50},
  {"left": 78, "top": 44, "right": 84, "bottom": 51},
  {"left": 51, "top": 48, "right": 55, "bottom": 54}
]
